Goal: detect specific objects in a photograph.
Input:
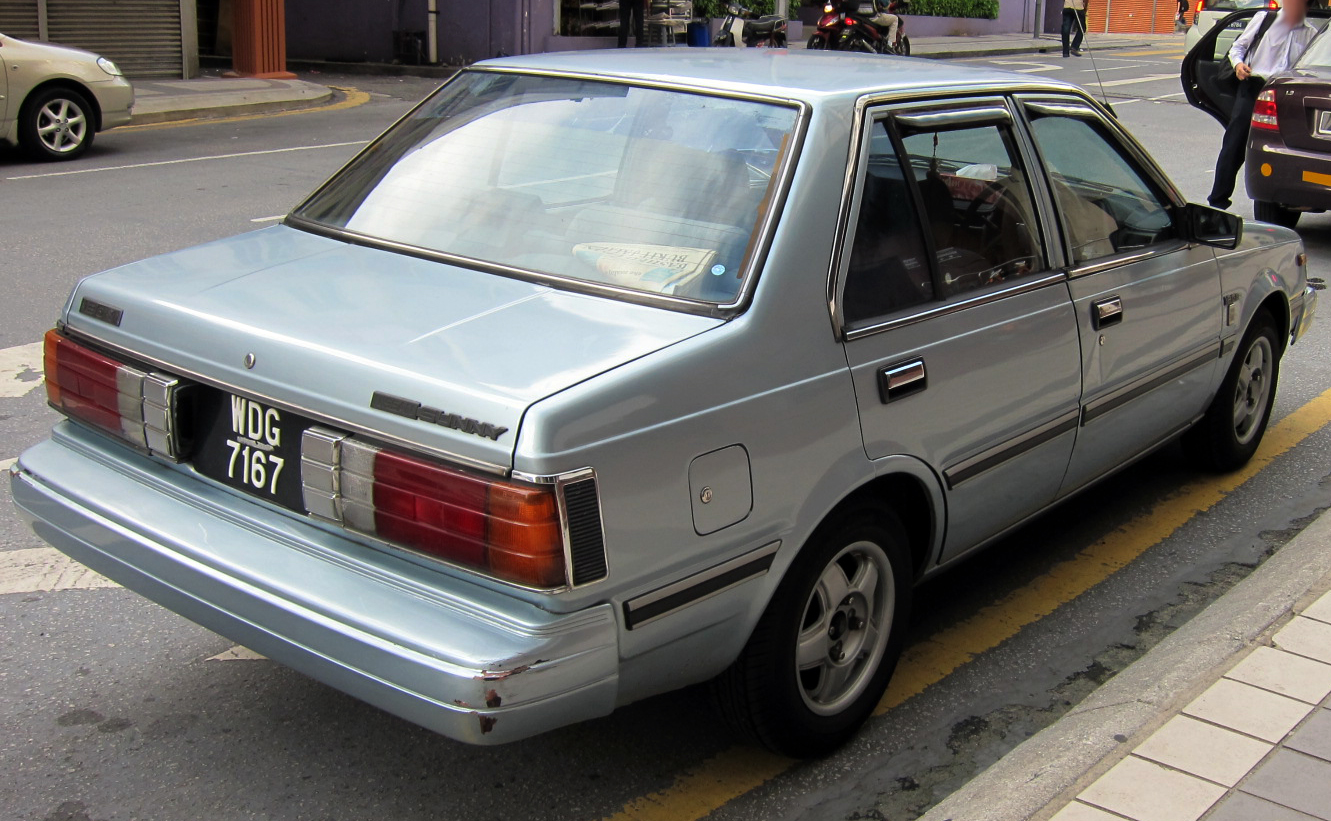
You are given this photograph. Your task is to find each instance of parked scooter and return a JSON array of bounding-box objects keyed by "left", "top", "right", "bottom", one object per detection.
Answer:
[
  {"left": 808, "top": 0, "right": 910, "bottom": 55},
  {"left": 714, "top": 3, "right": 788, "bottom": 47}
]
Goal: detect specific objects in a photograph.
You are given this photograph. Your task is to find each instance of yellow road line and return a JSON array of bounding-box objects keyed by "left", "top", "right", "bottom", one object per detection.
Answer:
[
  {"left": 602, "top": 387, "right": 1331, "bottom": 821},
  {"left": 1108, "top": 48, "right": 1186, "bottom": 57},
  {"left": 119, "top": 86, "right": 370, "bottom": 132}
]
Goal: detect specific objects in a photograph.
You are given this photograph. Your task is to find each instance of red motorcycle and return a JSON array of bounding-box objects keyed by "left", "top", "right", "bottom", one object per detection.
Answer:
[{"left": 808, "top": 0, "right": 910, "bottom": 56}]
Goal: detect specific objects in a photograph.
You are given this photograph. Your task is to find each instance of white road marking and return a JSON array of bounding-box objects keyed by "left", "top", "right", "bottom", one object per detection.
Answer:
[
  {"left": 208, "top": 645, "right": 267, "bottom": 661},
  {"left": 0, "top": 547, "right": 119, "bottom": 595},
  {"left": 0, "top": 341, "right": 44, "bottom": 398},
  {"left": 1097, "top": 73, "right": 1179, "bottom": 87},
  {"left": 1150, "top": 91, "right": 1187, "bottom": 100},
  {"left": 6, "top": 141, "right": 369, "bottom": 181},
  {"left": 1, "top": 457, "right": 15, "bottom": 472},
  {"left": 250, "top": 215, "right": 285, "bottom": 223},
  {"left": 992, "top": 60, "right": 1065, "bottom": 73}
]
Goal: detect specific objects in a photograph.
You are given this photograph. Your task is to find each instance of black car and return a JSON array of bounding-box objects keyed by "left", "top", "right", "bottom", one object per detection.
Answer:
[{"left": 1183, "top": 7, "right": 1331, "bottom": 226}]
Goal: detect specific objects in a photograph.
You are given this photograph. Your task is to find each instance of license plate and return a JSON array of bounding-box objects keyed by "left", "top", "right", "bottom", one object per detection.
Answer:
[
  {"left": 191, "top": 390, "right": 314, "bottom": 512},
  {"left": 1317, "top": 110, "right": 1331, "bottom": 137}
]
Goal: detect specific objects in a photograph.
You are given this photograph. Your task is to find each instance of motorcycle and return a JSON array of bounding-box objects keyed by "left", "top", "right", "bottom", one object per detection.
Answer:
[
  {"left": 808, "top": 0, "right": 911, "bottom": 56},
  {"left": 714, "top": 3, "right": 788, "bottom": 47}
]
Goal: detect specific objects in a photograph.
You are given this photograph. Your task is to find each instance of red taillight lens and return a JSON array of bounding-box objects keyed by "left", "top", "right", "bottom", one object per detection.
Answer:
[
  {"left": 1268, "top": 0, "right": 1279, "bottom": 8},
  {"left": 342, "top": 440, "right": 566, "bottom": 588},
  {"left": 44, "top": 329, "right": 147, "bottom": 446},
  {"left": 1196, "top": 0, "right": 1204, "bottom": 11},
  {"left": 1252, "top": 88, "right": 1280, "bottom": 131}
]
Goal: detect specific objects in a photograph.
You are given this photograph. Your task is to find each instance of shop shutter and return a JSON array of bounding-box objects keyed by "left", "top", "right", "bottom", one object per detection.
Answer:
[
  {"left": 1087, "top": 0, "right": 1161, "bottom": 32},
  {"left": 0, "top": 0, "right": 41, "bottom": 40},
  {"left": 46, "top": 0, "right": 182, "bottom": 78}
]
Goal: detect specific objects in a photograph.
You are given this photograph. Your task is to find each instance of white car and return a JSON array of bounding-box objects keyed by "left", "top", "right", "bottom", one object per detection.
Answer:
[
  {"left": 1184, "top": 0, "right": 1279, "bottom": 52},
  {"left": 0, "top": 32, "right": 134, "bottom": 160}
]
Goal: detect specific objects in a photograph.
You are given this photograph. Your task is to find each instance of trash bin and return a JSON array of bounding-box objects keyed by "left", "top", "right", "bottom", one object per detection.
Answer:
[{"left": 687, "top": 20, "right": 712, "bottom": 46}]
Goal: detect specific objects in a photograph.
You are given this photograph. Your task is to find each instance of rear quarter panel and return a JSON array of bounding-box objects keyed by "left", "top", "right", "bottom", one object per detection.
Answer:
[{"left": 513, "top": 101, "right": 942, "bottom": 702}]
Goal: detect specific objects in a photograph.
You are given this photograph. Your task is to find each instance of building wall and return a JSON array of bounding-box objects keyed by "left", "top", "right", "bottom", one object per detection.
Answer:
[{"left": 285, "top": 0, "right": 426, "bottom": 63}]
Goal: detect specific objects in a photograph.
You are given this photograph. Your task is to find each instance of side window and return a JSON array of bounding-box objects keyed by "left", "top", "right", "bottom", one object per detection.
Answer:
[
  {"left": 1026, "top": 114, "right": 1178, "bottom": 263},
  {"left": 842, "top": 122, "right": 936, "bottom": 325},
  {"left": 899, "top": 123, "right": 1045, "bottom": 296}
]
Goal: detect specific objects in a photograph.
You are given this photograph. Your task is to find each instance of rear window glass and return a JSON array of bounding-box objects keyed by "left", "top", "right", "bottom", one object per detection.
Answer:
[
  {"left": 1207, "top": 0, "right": 1273, "bottom": 10},
  {"left": 293, "top": 71, "right": 799, "bottom": 305},
  {"left": 1296, "top": 25, "right": 1331, "bottom": 67}
]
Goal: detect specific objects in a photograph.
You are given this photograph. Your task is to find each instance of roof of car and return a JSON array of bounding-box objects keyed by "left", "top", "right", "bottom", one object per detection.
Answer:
[{"left": 474, "top": 48, "right": 1081, "bottom": 103}]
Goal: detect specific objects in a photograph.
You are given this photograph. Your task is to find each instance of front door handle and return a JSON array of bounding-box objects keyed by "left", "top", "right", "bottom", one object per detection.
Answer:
[
  {"left": 878, "top": 359, "right": 926, "bottom": 404},
  {"left": 1092, "top": 296, "right": 1123, "bottom": 329}
]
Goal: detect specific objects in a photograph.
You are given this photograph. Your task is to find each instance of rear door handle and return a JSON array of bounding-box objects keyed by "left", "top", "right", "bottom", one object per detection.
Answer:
[
  {"left": 878, "top": 359, "right": 926, "bottom": 404},
  {"left": 1092, "top": 296, "right": 1123, "bottom": 329}
]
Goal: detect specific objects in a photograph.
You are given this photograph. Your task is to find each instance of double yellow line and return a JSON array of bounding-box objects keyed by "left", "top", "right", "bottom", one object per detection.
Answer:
[{"left": 604, "top": 387, "right": 1331, "bottom": 821}]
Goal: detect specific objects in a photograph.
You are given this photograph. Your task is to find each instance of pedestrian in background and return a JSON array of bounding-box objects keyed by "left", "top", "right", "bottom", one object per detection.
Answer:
[
  {"left": 1063, "top": 0, "right": 1088, "bottom": 57},
  {"left": 618, "top": 0, "right": 645, "bottom": 47},
  {"left": 1176, "top": 0, "right": 1190, "bottom": 30},
  {"left": 1207, "top": 0, "right": 1316, "bottom": 209}
]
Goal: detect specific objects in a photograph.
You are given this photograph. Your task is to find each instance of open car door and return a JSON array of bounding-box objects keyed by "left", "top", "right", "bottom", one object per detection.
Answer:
[{"left": 1183, "top": 8, "right": 1331, "bottom": 127}]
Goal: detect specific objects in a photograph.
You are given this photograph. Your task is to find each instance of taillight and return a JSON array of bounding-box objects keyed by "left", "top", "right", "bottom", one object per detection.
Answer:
[
  {"left": 44, "top": 329, "right": 182, "bottom": 458},
  {"left": 1268, "top": 0, "right": 1279, "bottom": 8},
  {"left": 1196, "top": 0, "right": 1204, "bottom": 10},
  {"left": 339, "top": 438, "right": 566, "bottom": 588},
  {"left": 1252, "top": 88, "right": 1280, "bottom": 130}
]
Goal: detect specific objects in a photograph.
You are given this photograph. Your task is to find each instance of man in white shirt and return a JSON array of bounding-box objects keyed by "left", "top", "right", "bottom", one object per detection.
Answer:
[{"left": 1208, "top": 0, "right": 1318, "bottom": 209}]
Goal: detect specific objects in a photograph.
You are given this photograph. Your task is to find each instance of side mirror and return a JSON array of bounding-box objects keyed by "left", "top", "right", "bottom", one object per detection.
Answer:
[{"left": 1185, "top": 202, "right": 1242, "bottom": 249}]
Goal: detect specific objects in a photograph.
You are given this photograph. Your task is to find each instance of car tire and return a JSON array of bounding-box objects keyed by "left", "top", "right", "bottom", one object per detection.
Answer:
[
  {"left": 19, "top": 86, "right": 96, "bottom": 162},
  {"left": 711, "top": 506, "right": 911, "bottom": 758},
  {"left": 1254, "top": 200, "right": 1300, "bottom": 229},
  {"left": 1183, "top": 312, "right": 1281, "bottom": 472}
]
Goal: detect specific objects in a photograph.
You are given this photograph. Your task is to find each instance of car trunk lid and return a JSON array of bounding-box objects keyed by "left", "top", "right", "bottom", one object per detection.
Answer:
[
  {"left": 1270, "top": 72, "right": 1331, "bottom": 153},
  {"left": 60, "top": 226, "right": 722, "bottom": 471}
]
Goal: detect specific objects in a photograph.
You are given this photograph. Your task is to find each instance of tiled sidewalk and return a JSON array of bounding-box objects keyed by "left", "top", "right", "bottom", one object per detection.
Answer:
[{"left": 1051, "top": 592, "right": 1331, "bottom": 821}]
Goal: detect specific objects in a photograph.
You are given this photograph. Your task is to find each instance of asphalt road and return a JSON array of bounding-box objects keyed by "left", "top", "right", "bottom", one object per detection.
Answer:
[{"left": 3, "top": 47, "right": 1331, "bottom": 821}]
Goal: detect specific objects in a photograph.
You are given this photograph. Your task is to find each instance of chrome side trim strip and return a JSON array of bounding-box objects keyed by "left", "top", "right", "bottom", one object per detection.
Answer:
[
  {"left": 623, "top": 541, "right": 780, "bottom": 630},
  {"left": 844, "top": 272, "right": 1067, "bottom": 342},
  {"left": 943, "top": 409, "right": 1080, "bottom": 489},
  {"left": 1081, "top": 342, "right": 1221, "bottom": 425},
  {"left": 1066, "top": 240, "right": 1191, "bottom": 279}
]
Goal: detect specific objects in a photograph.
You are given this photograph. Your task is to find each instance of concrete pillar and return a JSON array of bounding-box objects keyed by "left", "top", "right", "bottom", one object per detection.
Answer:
[{"left": 231, "top": 0, "right": 296, "bottom": 79}]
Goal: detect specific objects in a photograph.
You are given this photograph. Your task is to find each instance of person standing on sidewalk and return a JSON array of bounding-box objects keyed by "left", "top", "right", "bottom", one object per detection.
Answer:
[
  {"left": 618, "top": 0, "right": 645, "bottom": 47},
  {"left": 1208, "top": 0, "right": 1316, "bottom": 209},
  {"left": 1062, "top": 0, "right": 1088, "bottom": 57}
]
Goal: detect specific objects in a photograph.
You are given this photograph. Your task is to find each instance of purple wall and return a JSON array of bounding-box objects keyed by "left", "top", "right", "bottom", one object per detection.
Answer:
[{"left": 286, "top": 0, "right": 427, "bottom": 63}]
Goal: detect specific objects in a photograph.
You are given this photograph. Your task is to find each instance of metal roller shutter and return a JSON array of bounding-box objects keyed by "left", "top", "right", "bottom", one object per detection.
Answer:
[
  {"left": 0, "top": 0, "right": 41, "bottom": 40},
  {"left": 1087, "top": 0, "right": 1164, "bottom": 32},
  {"left": 46, "top": 0, "right": 182, "bottom": 78}
]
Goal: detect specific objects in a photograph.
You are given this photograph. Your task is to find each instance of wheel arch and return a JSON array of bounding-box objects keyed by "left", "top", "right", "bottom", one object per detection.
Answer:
[
  {"left": 1255, "top": 291, "right": 1290, "bottom": 355},
  {"left": 22, "top": 79, "right": 103, "bottom": 132}
]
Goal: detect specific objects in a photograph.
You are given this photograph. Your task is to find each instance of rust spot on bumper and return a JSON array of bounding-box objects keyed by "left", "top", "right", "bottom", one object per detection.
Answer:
[
  {"left": 478, "top": 664, "right": 530, "bottom": 681},
  {"left": 478, "top": 714, "right": 497, "bottom": 734},
  {"left": 485, "top": 689, "right": 502, "bottom": 708}
]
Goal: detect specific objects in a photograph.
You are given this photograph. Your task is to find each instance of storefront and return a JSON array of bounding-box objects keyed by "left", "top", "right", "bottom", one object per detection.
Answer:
[{"left": 0, "top": 0, "right": 198, "bottom": 78}]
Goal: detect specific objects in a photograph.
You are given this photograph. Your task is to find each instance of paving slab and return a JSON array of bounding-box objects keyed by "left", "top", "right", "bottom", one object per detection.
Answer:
[{"left": 915, "top": 510, "right": 1331, "bottom": 821}]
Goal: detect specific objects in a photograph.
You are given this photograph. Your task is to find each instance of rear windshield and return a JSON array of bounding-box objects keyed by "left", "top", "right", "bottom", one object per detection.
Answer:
[
  {"left": 1296, "top": 25, "right": 1331, "bottom": 66},
  {"left": 293, "top": 71, "right": 800, "bottom": 305},
  {"left": 1207, "top": 0, "right": 1273, "bottom": 10}
]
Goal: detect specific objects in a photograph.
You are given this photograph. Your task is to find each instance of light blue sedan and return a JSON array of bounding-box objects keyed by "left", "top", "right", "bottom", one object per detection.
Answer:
[{"left": 10, "top": 49, "right": 1315, "bottom": 757}]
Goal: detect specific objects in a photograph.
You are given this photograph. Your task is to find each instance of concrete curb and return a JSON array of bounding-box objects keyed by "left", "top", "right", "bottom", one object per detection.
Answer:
[
  {"left": 128, "top": 85, "right": 334, "bottom": 126},
  {"left": 917, "top": 505, "right": 1331, "bottom": 821},
  {"left": 913, "top": 40, "right": 1156, "bottom": 60}
]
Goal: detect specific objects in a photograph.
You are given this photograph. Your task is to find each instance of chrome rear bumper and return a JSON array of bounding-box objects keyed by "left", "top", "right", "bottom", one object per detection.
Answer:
[{"left": 9, "top": 423, "right": 619, "bottom": 745}]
